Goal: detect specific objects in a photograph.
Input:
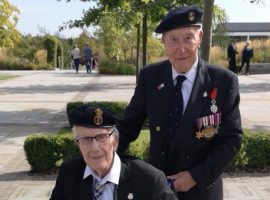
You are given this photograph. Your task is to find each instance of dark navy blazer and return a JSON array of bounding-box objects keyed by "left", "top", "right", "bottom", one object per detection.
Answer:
[{"left": 117, "top": 58, "right": 243, "bottom": 200}]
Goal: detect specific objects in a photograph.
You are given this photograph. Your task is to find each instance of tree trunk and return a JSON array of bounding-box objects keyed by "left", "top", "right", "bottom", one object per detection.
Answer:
[
  {"left": 136, "top": 23, "right": 141, "bottom": 83},
  {"left": 142, "top": 9, "right": 147, "bottom": 67},
  {"left": 201, "top": 0, "right": 215, "bottom": 62}
]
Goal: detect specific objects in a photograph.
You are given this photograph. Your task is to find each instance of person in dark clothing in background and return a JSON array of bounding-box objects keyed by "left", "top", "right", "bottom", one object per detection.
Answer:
[
  {"left": 227, "top": 41, "right": 238, "bottom": 73},
  {"left": 239, "top": 41, "right": 254, "bottom": 75},
  {"left": 83, "top": 43, "right": 93, "bottom": 74}
]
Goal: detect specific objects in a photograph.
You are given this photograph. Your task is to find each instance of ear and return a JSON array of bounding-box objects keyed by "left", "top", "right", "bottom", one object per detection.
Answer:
[
  {"left": 112, "top": 137, "right": 119, "bottom": 151},
  {"left": 161, "top": 34, "right": 166, "bottom": 44},
  {"left": 199, "top": 29, "right": 203, "bottom": 42}
]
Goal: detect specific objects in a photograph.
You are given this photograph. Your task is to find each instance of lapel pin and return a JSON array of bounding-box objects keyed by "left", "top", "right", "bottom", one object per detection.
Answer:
[
  {"left": 157, "top": 83, "right": 165, "bottom": 90},
  {"left": 127, "top": 193, "right": 133, "bottom": 199},
  {"left": 203, "top": 91, "right": 207, "bottom": 97}
]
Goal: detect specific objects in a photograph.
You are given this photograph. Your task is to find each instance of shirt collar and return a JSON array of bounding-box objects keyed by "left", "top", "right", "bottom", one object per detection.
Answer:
[
  {"left": 172, "top": 54, "right": 198, "bottom": 83},
  {"left": 83, "top": 152, "right": 121, "bottom": 186}
]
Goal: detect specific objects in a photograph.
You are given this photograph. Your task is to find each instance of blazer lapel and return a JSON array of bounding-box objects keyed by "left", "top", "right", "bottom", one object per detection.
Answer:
[
  {"left": 115, "top": 160, "right": 132, "bottom": 200},
  {"left": 156, "top": 61, "right": 174, "bottom": 121},
  {"left": 76, "top": 161, "right": 93, "bottom": 200},
  {"left": 170, "top": 60, "right": 215, "bottom": 151}
]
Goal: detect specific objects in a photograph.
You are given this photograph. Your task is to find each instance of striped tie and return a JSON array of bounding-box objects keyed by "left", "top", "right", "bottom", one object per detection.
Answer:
[{"left": 93, "top": 179, "right": 107, "bottom": 200}]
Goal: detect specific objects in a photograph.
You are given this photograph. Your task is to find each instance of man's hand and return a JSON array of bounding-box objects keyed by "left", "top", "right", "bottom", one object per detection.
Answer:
[{"left": 167, "top": 171, "right": 196, "bottom": 192}]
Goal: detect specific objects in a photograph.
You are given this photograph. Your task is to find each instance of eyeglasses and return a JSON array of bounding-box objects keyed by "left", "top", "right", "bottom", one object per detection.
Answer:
[{"left": 75, "top": 129, "right": 115, "bottom": 147}]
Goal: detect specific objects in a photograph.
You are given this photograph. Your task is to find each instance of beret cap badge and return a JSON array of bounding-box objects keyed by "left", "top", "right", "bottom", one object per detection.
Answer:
[
  {"left": 188, "top": 11, "right": 196, "bottom": 22},
  {"left": 93, "top": 108, "right": 103, "bottom": 126}
]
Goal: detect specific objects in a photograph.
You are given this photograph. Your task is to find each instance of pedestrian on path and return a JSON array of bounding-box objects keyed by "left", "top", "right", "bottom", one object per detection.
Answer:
[
  {"left": 117, "top": 5, "right": 243, "bottom": 200},
  {"left": 71, "top": 44, "right": 81, "bottom": 74},
  {"left": 239, "top": 41, "right": 254, "bottom": 75},
  {"left": 83, "top": 43, "right": 93, "bottom": 74}
]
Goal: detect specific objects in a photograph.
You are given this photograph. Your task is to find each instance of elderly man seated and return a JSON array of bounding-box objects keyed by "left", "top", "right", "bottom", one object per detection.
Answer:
[{"left": 50, "top": 105, "right": 177, "bottom": 200}]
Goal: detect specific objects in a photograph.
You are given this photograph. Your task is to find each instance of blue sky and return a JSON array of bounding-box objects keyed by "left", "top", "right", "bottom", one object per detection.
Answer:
[{"left": 9, "top": 0, "right": 270, "bottom": 38}]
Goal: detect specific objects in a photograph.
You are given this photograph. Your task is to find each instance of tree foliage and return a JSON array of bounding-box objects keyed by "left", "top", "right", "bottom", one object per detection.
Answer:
[
  {"left": 44, "top": 35, "right": 58, "bottom": 67},
  {"left": 0, "top": 0, "right": 21, "bottom": 48},
  {"left": 8, "top": 35, "right": 43, "bottom": 62}
]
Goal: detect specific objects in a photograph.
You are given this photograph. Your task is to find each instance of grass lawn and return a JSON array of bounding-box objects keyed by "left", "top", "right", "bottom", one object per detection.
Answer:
[{"left": 0, "top": 74, "right": 17, "bottom": 80}]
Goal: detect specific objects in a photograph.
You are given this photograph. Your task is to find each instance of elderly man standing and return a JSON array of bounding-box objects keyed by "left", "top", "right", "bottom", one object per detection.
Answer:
[
  {"left": 50, "top": 105, "right": 177, "bottom": 200},
  {"left": 117, "top": 5, "right": 242, "bottom": 200}
]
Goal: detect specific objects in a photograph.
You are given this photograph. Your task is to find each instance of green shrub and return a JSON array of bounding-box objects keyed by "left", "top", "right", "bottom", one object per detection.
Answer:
[
  {"left": 44, "top": 35, "right": 57, "bottom": 67},
  {"left": 66, "top": 101, "right": 128, "bottom": 127},
  {"left": 24, "top": 135, "right": 63, "bottom": 172},
  {"left": 127, "top": 140, "right": 149, "bottom": 161},
  {"left": 24, "top": 134, "right": 80, "bottom": 173},
  {"left": 0, "top": 56, "right": 53, "bottom": 70},
  {"left": 24, "top": 130, "right": 270, "bottom": 173},
  {"left": 226, "top": 131, "right": 270, "bottom": 171},
  {"left": 99, "top": 59, "right": 135, "bottom": 75}
]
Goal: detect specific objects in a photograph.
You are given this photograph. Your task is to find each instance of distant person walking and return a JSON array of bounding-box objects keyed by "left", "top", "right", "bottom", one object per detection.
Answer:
[
  {"left": 227, "top": 41, "right": 238, "bottom": 73},
  {"left": 83, "top": 43, "right": 93, "bottom": 74},
  {"left": 71, "top": 44, "right": 81, "bottom": 74},
  {"left": 239, "top": 41, "right": 254, "bottom": 75}
]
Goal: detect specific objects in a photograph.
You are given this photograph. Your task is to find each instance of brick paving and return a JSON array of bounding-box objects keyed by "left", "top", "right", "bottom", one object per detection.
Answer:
[{"left": 0, "top": 70, "right": 270, "bottom": 200}]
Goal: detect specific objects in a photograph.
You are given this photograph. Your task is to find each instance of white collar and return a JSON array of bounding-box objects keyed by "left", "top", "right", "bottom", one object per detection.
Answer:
[
  {"left": 83, "top": 152, "right": 121, "bottom": 186},
  {"left": 172, "top": 55, "right": 198, "bottom": 83}
]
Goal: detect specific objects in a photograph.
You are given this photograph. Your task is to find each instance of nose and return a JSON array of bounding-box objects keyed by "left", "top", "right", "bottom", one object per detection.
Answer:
[
  {"left": 88, "top": 138, "right": 100, "bottom": 150},
  {"left": 176, "top": 41, "right": 186, "bottom": 54}
]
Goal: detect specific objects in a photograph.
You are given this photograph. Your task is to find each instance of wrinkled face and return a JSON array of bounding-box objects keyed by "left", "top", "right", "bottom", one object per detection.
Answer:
[
  {"left": 75, "top": 126, "right": 117, "bottom": 178},
  {"left": 162, "top": 26, "right": 203, "bottom": 73}
]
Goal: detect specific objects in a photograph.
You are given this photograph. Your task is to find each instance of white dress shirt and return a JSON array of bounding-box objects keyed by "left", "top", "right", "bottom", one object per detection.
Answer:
[
  {"left": 83, "top": 152, "right": 121, "bottom": 200},
  {"left": 171, "top": 55, "right": 198, "bottom": 114}
]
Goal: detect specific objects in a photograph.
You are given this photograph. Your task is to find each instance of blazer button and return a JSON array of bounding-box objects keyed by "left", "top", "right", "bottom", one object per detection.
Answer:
[
  {"left": 186, "top": 155, "right": 189, "bottom": 160},
  {"left": 156, "top": 126, "right": 160, "bottom": 132},
  {"left": 161, "top": 151, "right": 165, "bottom": 155}
]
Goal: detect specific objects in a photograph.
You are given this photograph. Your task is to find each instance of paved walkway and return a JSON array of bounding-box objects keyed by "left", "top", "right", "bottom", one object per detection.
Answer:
[{"left": 0, "top": 70, "right": 270, "bottom": 200}]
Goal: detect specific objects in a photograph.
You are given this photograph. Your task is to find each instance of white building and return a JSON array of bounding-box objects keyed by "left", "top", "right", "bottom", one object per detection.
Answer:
[{"left": 225, "top": 22, "right": 270, "bottom": 41}]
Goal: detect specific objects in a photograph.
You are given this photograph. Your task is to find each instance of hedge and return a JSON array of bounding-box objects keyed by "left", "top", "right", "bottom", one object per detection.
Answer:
[
  {"left": 24, "top": 133, "right": 147, "bottom": 173},
  {"left": 24, "top": 101, "right": 270, "bottom": 173},
  {"left": 24, "top": 134, "right": 80, "bottom": 172},
  {"left": 24, "top": 131, "right": 270, "bottom": 173}
]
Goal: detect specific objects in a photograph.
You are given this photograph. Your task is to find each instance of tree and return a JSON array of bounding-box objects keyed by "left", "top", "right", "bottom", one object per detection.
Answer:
[
  {"left": 0, "top": 0, "right": 21, "bottom": 48},
  {"left": 200, "top": 0, "right": 214, "bottom": 62}
]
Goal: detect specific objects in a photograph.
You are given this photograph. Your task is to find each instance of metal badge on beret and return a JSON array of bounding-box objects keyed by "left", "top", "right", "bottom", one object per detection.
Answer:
[
  {"left": 188, "top": 11, "right": 196, "bottom": 22},
  {"left": 93, "top": 108, "right": 103, "bottom": 125}
]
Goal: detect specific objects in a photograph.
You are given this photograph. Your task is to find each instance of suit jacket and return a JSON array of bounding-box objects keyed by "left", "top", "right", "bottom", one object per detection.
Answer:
[
  {"left": 117, "top": 58, "right": 243, "bottom": 200},
  {"left": 50, "top": 155, "right": 177, "bottom": 200}
]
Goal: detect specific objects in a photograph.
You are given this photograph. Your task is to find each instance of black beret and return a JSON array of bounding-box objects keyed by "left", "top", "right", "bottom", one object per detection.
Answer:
[
  {"left": 155, "top": 5, "right": 203, "bottom": 33},
  {"left": 68, "top": 105, "right": 118, "bottom": 128}
]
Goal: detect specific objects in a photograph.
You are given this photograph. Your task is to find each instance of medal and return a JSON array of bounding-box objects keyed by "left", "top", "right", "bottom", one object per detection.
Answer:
[
  {"left": 210, "top": 87, "right": 218, "bottom": 113},
  {"left": 195, "top": 112, "right": 221, "bottom": 140},
  {"left": 203, "top": 126, "right": 217, "bottom": 139},
  {"left": 195, "top": 126, "right": 218, "bottom": 140},
  {"left": 195, "top": 130, "right": 204, "bottom": 139}
]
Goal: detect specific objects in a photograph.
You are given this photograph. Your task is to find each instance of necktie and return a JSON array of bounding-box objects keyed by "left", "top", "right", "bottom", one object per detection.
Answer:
[
  {"left": 93, "top": 179, "right": 107, "bottom": 200},
  {"left": 167, "top": 75, "right": 186, "bottom": 141}
]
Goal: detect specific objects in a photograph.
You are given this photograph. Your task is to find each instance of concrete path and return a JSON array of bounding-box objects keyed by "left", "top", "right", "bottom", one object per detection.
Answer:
[{"left": 0, "top": 70, "right": 269, "bottom": 200}]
